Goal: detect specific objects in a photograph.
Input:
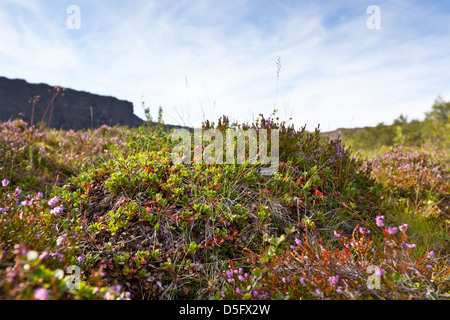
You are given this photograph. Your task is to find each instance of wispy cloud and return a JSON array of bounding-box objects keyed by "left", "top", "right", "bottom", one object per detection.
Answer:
[{"left": 1, "top": 0, "right": 449, "bottom": 131}]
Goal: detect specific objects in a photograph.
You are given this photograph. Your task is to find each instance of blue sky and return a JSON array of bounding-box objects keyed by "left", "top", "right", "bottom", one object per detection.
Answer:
[{"left": 1, "top": 0, "right": 449, "bottom": 131}]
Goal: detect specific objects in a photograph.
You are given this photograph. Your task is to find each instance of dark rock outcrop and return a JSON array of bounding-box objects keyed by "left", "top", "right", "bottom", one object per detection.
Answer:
[{"left": 0, "top": 76, "right": 144, "bottom": 130}]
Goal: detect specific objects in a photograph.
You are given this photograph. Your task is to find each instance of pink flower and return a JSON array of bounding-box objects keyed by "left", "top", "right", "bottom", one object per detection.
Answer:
[
  {"left": 48, "top": 196, "right": 60, "bottom": 207},
  {"left": 50, "top": 205, "right": 64, "bottom": 216},
  {"left": 375, "top": 215, "right": 385, "bottom": 227},
  {"left": 33, "top": 288, "right": 49, "bottom": 300},
  {"left": 427, "top": 251, "right": 435, "bottom": 259},
  {"left": 333, "top": 230, "right": 341, "bottom": 238},
  {"left": 294, "top": 238, "right": 302, "bottom": 245},
  {"left": 359, "top": 227, "right": 370, "bottom": 234},
  {"left": 235, "top": 287, "right": 243, "bottom": 295},
  {"left": 399, "top": 224, "right": 408, "bottom": 232},
  {"left": 300, "top": 278, "right": 308, "bottom": 286},
  {"left": 328, "top": 275, "right": 339, "bottom": 286},
  {"left": 387, "top": 227, "right": 397, "bottom": 235},
  {"left": 39, "top": 251, "right": 49, "bottom": 260},
  {"left": 103, "top": 292, "right": 115, "bottom": 300},
  {"left": 56, "top": 234, "right": 67, "bottom": 246},
  {"left": 374, "top": 268, "right": 385, "bottom": 277},
  {"left": 1, "top": 179, "right": 9, "bottom": 187},
  {"left": 405, "top": 243, "right": 416, "bottom": 249}
]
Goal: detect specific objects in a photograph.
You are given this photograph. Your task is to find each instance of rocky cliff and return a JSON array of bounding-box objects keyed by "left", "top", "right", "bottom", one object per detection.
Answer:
[{"left": 0, "top": 76, "right": 144, "bottom": 130}]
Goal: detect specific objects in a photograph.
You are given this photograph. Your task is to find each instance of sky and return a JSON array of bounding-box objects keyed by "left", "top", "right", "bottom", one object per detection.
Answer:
[{"left": 0, "top": 0, "right": 449, "bottom": 131}]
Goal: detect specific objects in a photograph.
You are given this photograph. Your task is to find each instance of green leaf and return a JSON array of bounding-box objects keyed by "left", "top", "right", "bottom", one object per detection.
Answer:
[
  {"left": 430, "top": 292, "right": 439, "bottom": 300},
  {"left": 270, "top": 235, "right": 285, "bottom": 247},
  {"left": 252, "top": 269, "right": 262, "bottom": 279},
  {"left": 243, "top": 293, "right": 252, "bottom": 300}
]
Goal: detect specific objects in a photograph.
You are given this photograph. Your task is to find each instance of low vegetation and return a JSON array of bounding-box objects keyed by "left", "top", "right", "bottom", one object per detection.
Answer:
[{"left": 0, "top": 101, "right": 448, "bottom": 300}]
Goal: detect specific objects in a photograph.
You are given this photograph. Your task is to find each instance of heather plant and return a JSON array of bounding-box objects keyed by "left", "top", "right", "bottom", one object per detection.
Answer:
[
  {"left": 56, "top": 112, "right": 389, "bottom": 300},
  {"left": 0, "top": 244, "right": 129, "bottom": 300},
  {"left": 0, "top": 179, "right": 130, "bottom": 300},
  {"left": 0, "top": 120, "right": 127, "bottom": 194},
  {"left": 0, "top": 111, "right": 448, "bottom": 301},
  {"left": 217, "top": 216, "right": 449, "bottom": 300},
  {"left": 365, "top": 146, "right": 449, "bottom": 211}
]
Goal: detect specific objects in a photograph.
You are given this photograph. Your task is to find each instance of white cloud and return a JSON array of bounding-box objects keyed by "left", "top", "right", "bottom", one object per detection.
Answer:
[{"left": 1, "top": 0, "right": 449, "bottom": 131}]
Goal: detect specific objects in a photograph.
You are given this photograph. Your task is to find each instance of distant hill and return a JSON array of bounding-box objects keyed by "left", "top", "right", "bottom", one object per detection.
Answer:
[
  {"left": 321, "top": 97, "right": 449, "bottom": 151},
  {"left": 0, "top": 76, "right": 144, "bottom": 130},
  {"left": 321, "top": 127, "right": 365, "bottom": 141}
]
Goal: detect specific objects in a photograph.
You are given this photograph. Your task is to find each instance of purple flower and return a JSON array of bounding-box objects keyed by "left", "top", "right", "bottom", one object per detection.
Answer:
[
  {"left": 294, "top": 238, "right": 302, "bottom": 245},
  {"left": 33, "top": 288, "right": 49, "bottom": 300},
  {"left": 427, "top": 251, "right": 435, "bottom": 259},
  {"left": 405, "top": 243, "right": 416, "bottom": 249},
  {"left": 300, "top": 278, "right": 308, "bottom": 286},
  {"left": 387, "top": 227, "right": 397, "bottom": 235},
  {"left": 235, "top": 287, "right": 243, "bottom": 295},
  {"left": 50, "top": 251, "right": 64, "bottom": 262},
  {"left": 328, "top": 275, "right": 339, "bottom": 286},
  {"left": 48, "top": 196, "right": 60, "bottom": 207},
  {"left": 14, "top": 186, "right": 21, "bottom": 196},
  {"left": 375, "top": 215, "right": 385, "bottom": 227},
  {"left": 78, "top": 254, "right": 85, "bottom": 265},
  {"left": 399, "top": 224, "right": 408, "bottom": 232},
  {"left": 114, "top": 285, "right": 122, "bottom": 295},
  {"left": 1, "top": 179, "right": 9, "bottom": 187},
  {"left": 374, "top": 268, "right": 385, "bottom": 277},
  {"left": 359, "top": 227, "right": 370, "bottom": 235},
  {"left": 50, "top": 205, "right": 64, "bottom": 216},
  {"left": 21, "top": 200, "right": 33, "bottom": 206},
  {"left": 56, "top": 234, "right": 67, "bottom": 246},
  {"left": 104, "top": 292, "right": 114, "bottom": 300},
  {"left": 39, "top": 251, "right": 49, "bottom": 260},
  {"left": 333, "top": 230, "right": 341, "bottom": 238}
]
